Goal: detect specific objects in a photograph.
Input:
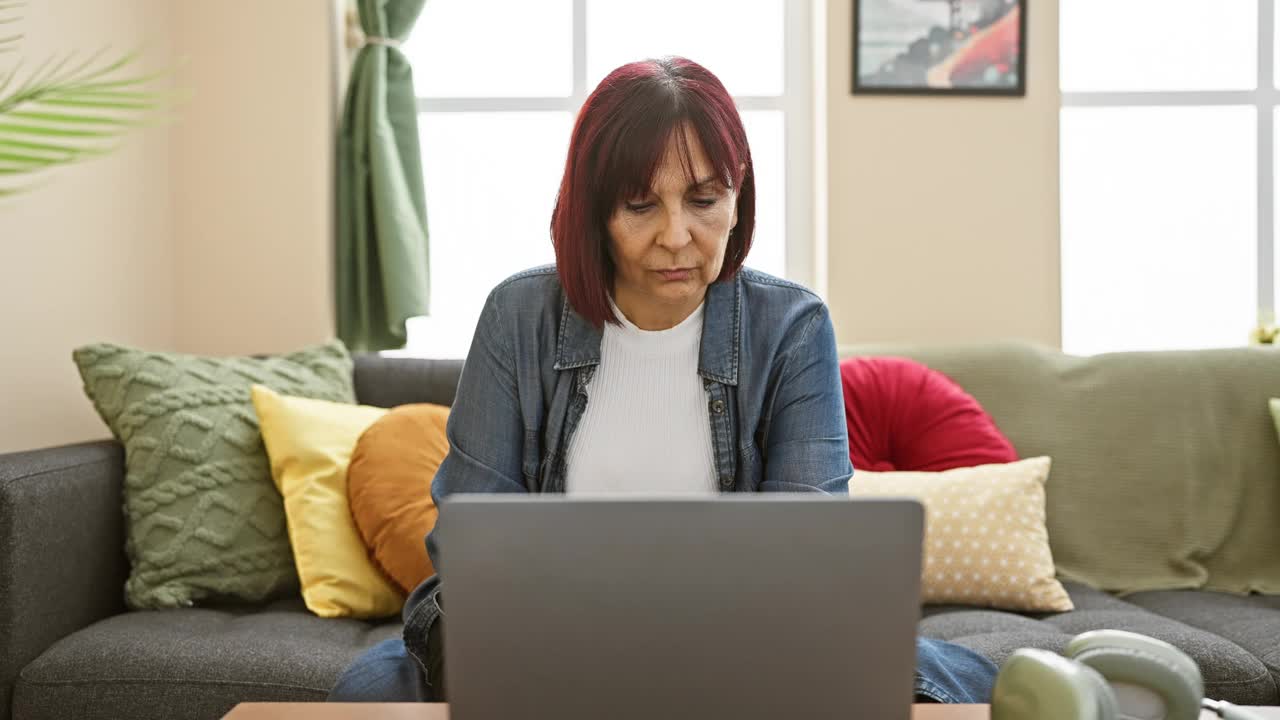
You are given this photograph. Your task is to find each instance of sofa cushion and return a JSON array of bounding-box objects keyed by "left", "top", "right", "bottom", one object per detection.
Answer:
[
  {"left": 840, "top": 355, "right": 1018, "bottom": 472},
  {"left": 849, "top": 342, "right": 1280, "bottom": 596},
  {"left": 851, "top": 457, "right": 1072, "bottom": 612},
  {"left": 1126, "top": 589, "right": 1280, "bottom": 696},
  {"left": 252, "top": 386, "right": 403, "bottom": 619},
  {"left": 72, "top": 340, "right": 357, "bottom": 610},
  {"left": 348, "top": 403, "right": 450, "bottom": 594},
  {"left": 12, "top": 597, "right": 399, "bottom": 720},
  {"left": 919, "top": 582, "right": 1277, "bottom": 705}
]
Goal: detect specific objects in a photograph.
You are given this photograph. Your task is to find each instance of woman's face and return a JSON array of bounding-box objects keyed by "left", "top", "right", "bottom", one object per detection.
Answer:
[{"left": 607, "top": 126, "right": 737, "bottom": 329}]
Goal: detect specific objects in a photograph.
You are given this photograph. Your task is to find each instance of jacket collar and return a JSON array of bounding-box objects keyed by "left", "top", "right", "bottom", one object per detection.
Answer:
[{"left": 554, "top": 275, "right": 741, "bottom": 386}]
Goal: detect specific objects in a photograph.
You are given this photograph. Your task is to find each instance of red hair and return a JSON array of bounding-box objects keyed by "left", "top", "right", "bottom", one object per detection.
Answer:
[{"left": 550, "top": 56, "right": 756, "bottom": 327}]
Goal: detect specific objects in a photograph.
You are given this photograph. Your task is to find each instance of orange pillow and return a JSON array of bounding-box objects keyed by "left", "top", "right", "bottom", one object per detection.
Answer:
[{"left": 347, "top": 403, "right": 450, "bottom": 594}]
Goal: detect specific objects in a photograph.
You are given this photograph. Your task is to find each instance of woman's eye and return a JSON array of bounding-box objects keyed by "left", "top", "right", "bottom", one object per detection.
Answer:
[
  {"left": 626, "top": 202, "right": 653, "bottom": 213},
  {"left": 691, "top": 197, "right": 718, "bottom": 208}
]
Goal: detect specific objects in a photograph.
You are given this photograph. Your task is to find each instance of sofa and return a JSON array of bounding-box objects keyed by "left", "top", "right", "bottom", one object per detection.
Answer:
[{"left": 3, "top": 343, "right": 1280, "bottom": 720}]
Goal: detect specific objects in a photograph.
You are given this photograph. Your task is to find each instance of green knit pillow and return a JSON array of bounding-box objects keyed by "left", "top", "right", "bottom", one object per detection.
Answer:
[{"left": 73, "top": 340, "right": 356, "bottom": 609}]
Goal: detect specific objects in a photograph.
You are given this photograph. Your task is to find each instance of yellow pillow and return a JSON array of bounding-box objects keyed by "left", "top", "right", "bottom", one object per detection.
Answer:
[
  {"left": 850, "top": 456, "right": 1072, "bottom": 613},
  {"left": 251, "top": 385, "right": 403, "bottom": 618}
]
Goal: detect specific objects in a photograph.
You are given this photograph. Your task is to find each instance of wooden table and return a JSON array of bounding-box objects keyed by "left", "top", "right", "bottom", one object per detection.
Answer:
[{"left": 223, "top": 704, "right": 1280, "bottom": 719}]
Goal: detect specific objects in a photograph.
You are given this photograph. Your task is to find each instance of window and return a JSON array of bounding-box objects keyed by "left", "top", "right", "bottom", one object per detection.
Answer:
[
  {"left": 393, "top": 0, "right": 814, "bottom": 358},
  {"left": 1059, "top": 0, "right": 1272, "bottom": 355}
]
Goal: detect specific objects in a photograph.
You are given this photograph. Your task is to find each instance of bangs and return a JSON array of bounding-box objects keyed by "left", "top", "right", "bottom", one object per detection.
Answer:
[{"left": 596, "top": 101, "right": 745, "bottom": 219}]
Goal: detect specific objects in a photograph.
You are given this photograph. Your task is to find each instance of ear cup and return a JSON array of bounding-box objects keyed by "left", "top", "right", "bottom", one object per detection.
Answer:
[
  {"left": 1077, "top": 663, "right": 1122, "bottom": 720},
  {"left": 992, "top": 648, "right": 1117, "bottom": 720},
  {"left": 1067, "top": 631, "right": 1204, "bottom": 720}
]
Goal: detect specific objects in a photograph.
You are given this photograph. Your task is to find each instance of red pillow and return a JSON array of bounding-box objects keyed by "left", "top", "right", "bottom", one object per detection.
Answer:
[{"left": 840, "top": 356, "right": 1017, "bottom": 472}]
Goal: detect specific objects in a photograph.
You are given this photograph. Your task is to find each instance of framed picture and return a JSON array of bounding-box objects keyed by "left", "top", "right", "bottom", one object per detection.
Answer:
[{"left": 853, "top": 0, "right": 1026, "bottom": 96}]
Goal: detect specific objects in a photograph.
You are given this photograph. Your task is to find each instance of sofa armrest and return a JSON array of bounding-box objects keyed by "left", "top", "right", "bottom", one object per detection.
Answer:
[{"left": 0, "top": 440, "right": 129, "bottom": 719}]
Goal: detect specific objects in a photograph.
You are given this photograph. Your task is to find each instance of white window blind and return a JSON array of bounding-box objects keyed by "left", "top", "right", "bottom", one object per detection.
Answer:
[{"left": 1060, "top": 0, "right": 1273, "bottom": 354}]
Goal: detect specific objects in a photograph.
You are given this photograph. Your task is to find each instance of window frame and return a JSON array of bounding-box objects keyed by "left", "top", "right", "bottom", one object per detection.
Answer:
[
  {"left": 1059, "top": 1, "right": 1277, "bottom": 337},
  {"left": 411, "top": 0, "right": 818, "bottom": 292}
]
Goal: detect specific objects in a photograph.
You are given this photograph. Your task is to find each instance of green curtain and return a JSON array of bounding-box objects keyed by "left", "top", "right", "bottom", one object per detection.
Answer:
[{"left": 336, "top": 0, "right": 431, "bottom": 352}]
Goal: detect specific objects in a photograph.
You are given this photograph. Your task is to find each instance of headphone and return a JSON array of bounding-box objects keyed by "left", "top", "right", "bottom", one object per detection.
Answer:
[{"left": 991, "top": 630, "right": 1267, "bottom": 720}]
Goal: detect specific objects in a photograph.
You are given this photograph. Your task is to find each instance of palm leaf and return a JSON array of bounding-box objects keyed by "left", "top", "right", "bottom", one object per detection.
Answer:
[
  {"left": 0, "top": 39, "right": 176, "bottom": 196},
  {"left": 0, "top": 5, "right": 176, "bottom": 197}
]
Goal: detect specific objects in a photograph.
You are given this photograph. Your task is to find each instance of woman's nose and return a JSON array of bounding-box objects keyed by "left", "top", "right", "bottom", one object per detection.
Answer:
[{"left": 656, "top": 208, "right": 693, "bottom": 251}]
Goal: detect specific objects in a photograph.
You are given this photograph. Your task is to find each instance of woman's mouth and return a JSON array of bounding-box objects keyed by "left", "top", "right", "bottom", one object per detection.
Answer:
[{"left": 656, "top": 268, "right": 694, "bottom": 281}]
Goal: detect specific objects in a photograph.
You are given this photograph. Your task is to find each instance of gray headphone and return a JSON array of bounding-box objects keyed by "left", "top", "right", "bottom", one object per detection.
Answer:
[{"left": 991, "top": 630, "right": 1267, "bottom": 720}]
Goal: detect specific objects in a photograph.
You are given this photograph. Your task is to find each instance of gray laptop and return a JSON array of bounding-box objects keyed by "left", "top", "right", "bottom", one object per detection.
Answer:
[{"left": 434, "top": 495, "right": 924, "bottom": 720}]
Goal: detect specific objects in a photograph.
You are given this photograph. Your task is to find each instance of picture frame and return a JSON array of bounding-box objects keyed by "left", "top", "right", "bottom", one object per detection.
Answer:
[{"left": 852, "top": 0, "right": 1027, "bottom": 96}]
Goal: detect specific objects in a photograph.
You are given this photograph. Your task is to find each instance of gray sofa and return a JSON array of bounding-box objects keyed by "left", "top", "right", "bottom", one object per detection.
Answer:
[
  {"left": 3, "top": 344, "right": 1280, "bottom": 719},
  {"left": 1, "top": 356, "right": 462, "bottom": 720}
]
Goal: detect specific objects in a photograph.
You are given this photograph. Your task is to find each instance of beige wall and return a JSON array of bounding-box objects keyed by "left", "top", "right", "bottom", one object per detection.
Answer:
[
  {"left": 0, "top": 1, "right": 339, "bottom": 453},
  {"left": 171, "top": 0, "right": 337, "bottom": 357},
  {"left": 0, "top": 0, "right": 176, "bottom": 453},
  {"left": 826, "top": 0, "right": 1061, "bottom": 349}
]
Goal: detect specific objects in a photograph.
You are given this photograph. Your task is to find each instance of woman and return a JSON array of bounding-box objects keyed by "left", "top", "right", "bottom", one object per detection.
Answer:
[{"left": 329, "top": 56, "right": 998, "bottom": 705}]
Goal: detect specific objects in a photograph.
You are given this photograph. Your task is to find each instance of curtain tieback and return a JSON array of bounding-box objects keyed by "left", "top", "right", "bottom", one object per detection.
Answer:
[{"left": 364, "top": 35, "right": 402, "bottom": 48}]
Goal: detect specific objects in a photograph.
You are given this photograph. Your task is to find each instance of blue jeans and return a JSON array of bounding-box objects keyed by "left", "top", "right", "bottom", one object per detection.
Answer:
[{"left": 328, "top": 636, "right": 997, "bottom": 704}]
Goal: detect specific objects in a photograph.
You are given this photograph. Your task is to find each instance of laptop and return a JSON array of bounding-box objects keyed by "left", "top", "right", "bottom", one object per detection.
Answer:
[{"left": 434, "top": 495, "right": 924, "bottom": 720}]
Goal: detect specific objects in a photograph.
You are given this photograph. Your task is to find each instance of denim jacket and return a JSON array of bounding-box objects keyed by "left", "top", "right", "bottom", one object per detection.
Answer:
[{"left": 401, "top": 265, "right": 854, "bottom": 677}]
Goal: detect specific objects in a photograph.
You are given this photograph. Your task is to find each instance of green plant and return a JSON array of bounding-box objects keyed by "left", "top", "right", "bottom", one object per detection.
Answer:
[
  {"left": 0, "top": 1, "right": 174, "bottom": 197},
  {"left": 1251, "top": 310, "right": 1278, "bottom": 345}
]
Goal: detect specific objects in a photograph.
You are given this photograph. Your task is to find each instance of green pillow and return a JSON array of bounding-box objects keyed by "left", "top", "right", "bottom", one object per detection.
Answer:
[{"left": 73, "top": 340, "right": 356, "bottom": 609}]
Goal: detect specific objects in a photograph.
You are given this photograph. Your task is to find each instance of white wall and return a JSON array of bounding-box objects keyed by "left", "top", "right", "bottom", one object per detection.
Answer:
[
  {"left": 825, "top": 0, "right": 1061, "bottom": 349},
  {"left": 171, "top": 0, "right": 337, "bottom": 357},
  {"left": 0, "top": 0, "right": 340, "bottom": 453},
  {"left": 0, "top": 0, "right": 176, "bottom": 453}
]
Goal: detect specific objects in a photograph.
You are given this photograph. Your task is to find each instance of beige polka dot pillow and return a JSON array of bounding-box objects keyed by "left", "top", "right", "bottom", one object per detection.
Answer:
[{"left": 850, "top": 456, "right": 1072, "bottom": 612}]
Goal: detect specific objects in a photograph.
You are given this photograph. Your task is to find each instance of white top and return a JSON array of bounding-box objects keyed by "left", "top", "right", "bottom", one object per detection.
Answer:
[{"left": 565, "top": 300, "right": 718, "bottom": 495}]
